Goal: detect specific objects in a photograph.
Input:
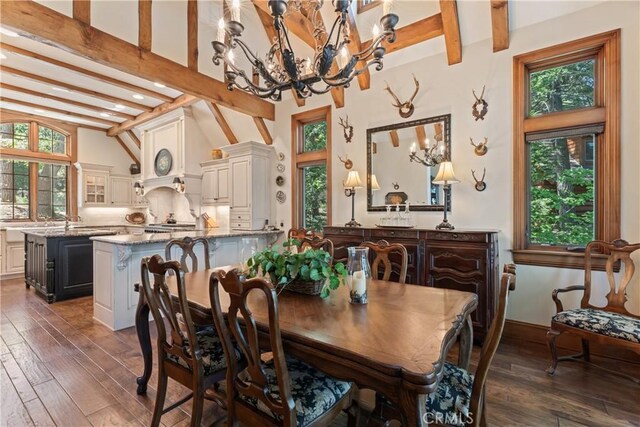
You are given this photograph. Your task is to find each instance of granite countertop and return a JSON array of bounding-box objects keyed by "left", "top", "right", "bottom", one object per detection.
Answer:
[
  {"left": 2, "top": 223, "right": 145, "bottom": 231},
  {"left": 21, "top": 228, "right": 121, "bottom": 237},
  {"left": 90, "top": 228, "right": 284, "bottom": 245}
]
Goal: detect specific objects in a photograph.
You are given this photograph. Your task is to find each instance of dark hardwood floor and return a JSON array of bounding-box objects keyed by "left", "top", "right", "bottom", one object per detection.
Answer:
[{"left": 1, "top": 276, "right": 639, "bottom": 426}]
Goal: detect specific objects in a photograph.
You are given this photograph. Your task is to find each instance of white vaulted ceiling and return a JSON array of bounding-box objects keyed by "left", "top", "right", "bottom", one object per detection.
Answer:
[{"left": 0, "top": 0, "right": 608, "bottom": 137}]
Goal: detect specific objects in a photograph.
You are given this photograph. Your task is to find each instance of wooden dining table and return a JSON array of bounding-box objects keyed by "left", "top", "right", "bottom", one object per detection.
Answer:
[{"left": 134, "top": 268, "right": 478, "bottom": 427}]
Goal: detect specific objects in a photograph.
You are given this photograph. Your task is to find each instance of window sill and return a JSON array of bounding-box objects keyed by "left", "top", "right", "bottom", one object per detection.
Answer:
[{"left": 511, "top": 249, "right": 615, "bottom": 272}]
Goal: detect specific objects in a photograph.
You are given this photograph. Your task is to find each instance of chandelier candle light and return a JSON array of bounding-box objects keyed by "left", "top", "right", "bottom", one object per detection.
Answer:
[
  {"left": 432, "top": 161, "right": 460, "bottom": 230},
  {"left": 409, "top": 138, "right": 445, "bottom": 167},
  {"left": 211, "top": 0, "right": 399, "bottom": 100},
  {"left": 344, "top": 170, "right": 363, "bottom": 227}
]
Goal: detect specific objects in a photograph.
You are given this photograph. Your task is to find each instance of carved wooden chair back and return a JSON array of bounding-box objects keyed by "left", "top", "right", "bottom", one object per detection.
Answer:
[
  {"left": 141, "top": 255, "right": 226, "bottom": 427},
  {"left": 300, "top": 237, "right": 335, "bottom": 263},
  {"left": 165, "top": 236, "right": 210, "bottom": 273},
  {"left": 287, "top": 227, "right": 320, "bottom": 241},
  {"left": 209, "top": 270, "right": 297, "bottom": 426},
  {"left": 360, "top": 240, "right": 409, "bottom": 284},
  {"left": 581, "top": 239, "right": 640, "bottom": 318},
  {"left": 470, "top": 264, "right": 516, "bottom": 425}
]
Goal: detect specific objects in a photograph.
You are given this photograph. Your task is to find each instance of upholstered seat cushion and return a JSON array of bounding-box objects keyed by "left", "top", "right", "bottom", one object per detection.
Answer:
[
  {"left": 237, "top": 356, "right": 351, "bottom": 426},
  {"left": 425, "top": 362, "right": 474, "bottom": 427},
  {"left": 553, "top": 308, "right": 640, "bottom": 343},
  {"left": 166, "top": 328, "right": 239, "bottom": 376}
]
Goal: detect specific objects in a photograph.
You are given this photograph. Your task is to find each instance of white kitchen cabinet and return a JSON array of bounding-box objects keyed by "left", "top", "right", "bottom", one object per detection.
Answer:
[
  {"left": 225, "top": 142, "right": 274, "bottom": 230},
  {"left": 84, "top": 171, "right": 109, "bottom": 205},
  {"left": 110, "top": 176, "right": 132, "bottom": 206},
  {"left": 77, "top": 163, "right": 112, "bottom": 207},
  {"left": 1, "top": 230, "right": 25, "bottom": 278},
  {"left": 201, "top": 160, "right": 229, "bottom": 205}
]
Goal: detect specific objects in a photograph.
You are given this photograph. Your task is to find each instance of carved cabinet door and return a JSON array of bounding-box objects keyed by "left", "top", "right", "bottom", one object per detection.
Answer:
[{"left": 426, "top": 244, "right": 490, "bottom": 338}]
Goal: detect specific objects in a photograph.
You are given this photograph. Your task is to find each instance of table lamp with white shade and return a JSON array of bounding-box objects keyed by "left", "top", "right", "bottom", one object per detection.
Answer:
[
  {"left": 370, "top": 174, "right": 381, "bottom": 191},
  {"left": 344, "top": 171, "right": 363, "bottom": 227},
  {"left": 432, "top": 161, "right": 460, "bottom": 230}
]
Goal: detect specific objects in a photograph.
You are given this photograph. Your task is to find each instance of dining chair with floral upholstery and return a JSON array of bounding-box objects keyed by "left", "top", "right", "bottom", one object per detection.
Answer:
[
  {"left": 140, "top": 255, "right": 235, "bottom": 427},
  {"left": 209, "top": 269, "right": 355, "bottom": 426}
]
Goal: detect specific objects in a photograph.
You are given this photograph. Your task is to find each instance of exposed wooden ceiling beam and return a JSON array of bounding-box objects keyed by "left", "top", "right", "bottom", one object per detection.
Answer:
[
  {"left": 73, "top": 0, "right": 90, "bottom": 26},
  {"left": 0, "top": 108, "right": 106, "bottom": 132},
  {"left": 106, "top": 94, "right": 199, "bottom": 136},
  {"left": 346, "top": 7, "right": 371, "bottom": 90},
  {"left": 253, "top": 117, "right": 273, "bottom": 145},
  {"left": 1, "top": 1, "right": 275, "bottom": 120},
  {"left": 439, "top": 0, "right": 462, "bottom": 65},
  {"left": 4, "top": 45, "right": 171, "bottom": 104},
  {"left": 416, "top": 125, "right": 427, "bottom": 149},
  {"left": 126, "top": 130, "right": 141, "bottom": 148},
  {"left": 0, "top": 65, "right": 153, "bottom": 112},
  {"left": 0, "top": 96, "right": 118, "bottom": 126},
  {"left": 187, "top": 0, "right": 198, "bottom": 71},
  {"left": 114, "top": 134, "right": 139, "bottom": 165},
  {"left": 252, "top": 4, "right": 305, "bottom": 107},
  {"left": 0, "top": 43, "right": 174, "bottom": 102},
  {"left": 362, "top": 14, "right": 444, "bottom": 54},
  {"left": 0, "top": 82, "right": 136, "bottom": 120},
  {"left": 252, "top": 2, "right": 316, "bottom": 47},
  {"left": 490, "top": 0, "right": 509, "bottom": 52},
  {"left": 139, "top": 0, "right": 152, "bottom": 51},
  {"left": 206, "top": 103, "right": 239, "bottom": 145},
  {"left": 390, "top": 130, "right": 399, "bottom": 147}
]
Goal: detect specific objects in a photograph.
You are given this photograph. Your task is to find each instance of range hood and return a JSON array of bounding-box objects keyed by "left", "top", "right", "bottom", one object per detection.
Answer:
[{"left": 137, "top": 107, "right": 210, "bottom": 218}]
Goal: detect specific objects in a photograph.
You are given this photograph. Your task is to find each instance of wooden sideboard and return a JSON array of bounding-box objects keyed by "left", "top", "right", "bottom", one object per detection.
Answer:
[{"left": 323, "top": 226, "right": 499, "bottom": 342}]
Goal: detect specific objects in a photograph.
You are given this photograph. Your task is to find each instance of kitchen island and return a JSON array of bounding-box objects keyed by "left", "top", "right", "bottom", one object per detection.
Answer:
[
  {"left": 90, "top": 228, "right": 283, "bottom": 330},
  {"left": 23, "top": 228, "right": 119, "bottom": 303}
]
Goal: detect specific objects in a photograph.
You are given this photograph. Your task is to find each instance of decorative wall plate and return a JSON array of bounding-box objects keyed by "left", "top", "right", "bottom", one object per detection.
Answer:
[
  {"left": 154, "top": 149, "right": 172, "bottom": 176},
  {"left": 278, "top": 152, "right": 285, "bottom": 161},
  {"left": 276, "top": 191, "right": 286, "bottom": 203},
  {"left": 276, "top": 175, "right": 285, "bottom": 186},
  {"left": 276, "top": 163, "right": 285, "bottom": 173}
]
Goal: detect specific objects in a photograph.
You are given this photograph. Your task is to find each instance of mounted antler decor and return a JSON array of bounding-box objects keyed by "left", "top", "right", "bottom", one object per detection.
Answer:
[
  {"left": 338, "top": 154, "right": 353, "bottom": 170},
  {"left": 471, "top": 168, "right": 487, "bottom": 191},
  {"left": 470, "top": 137, "right": 488, "bottom": 156},
  {"left": 338, "top": 116, "right": 354, "bottom": 143},
  {"left": 384, "top": 74, "right": 419, "bottom": 118},
  {"left": 472, "top": 86, "right": 488, "bottom": 121}
]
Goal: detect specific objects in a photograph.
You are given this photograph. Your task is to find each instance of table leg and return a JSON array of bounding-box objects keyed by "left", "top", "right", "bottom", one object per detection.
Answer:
[
  {"left": 458, "top": 314, "right": 473, "bottom": 371},
  {"left": 398, "top": 389, "right": 427, "bottom": 427},
  {"left": 134, "top": 284, "right": 152, "bottom": 395}
]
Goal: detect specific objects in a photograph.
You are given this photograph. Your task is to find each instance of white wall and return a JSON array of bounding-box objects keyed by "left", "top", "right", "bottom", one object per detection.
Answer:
[
  {"left": 77, "top": 128, "right": 136, "bottom": 176},
  {"left": 76, "top": 129, "right": 145, "bottom": 224},
  {"left": 269, "top": 1, "right": 640, "bottom": 326}
]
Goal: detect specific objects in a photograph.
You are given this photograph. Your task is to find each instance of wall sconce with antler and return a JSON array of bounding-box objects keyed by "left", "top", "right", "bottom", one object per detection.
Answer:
[
  {"left": 337, "top": 154, "right": 353, "bottom": 170},
  {"left": 384, "top": 74, "right": 420, "bottom": 118},
  {"left": 338, "top": 116, "right": 354, "bottom": 143},
  {"left": 470, "top": 137, "right": 488, "bottom": 156}
]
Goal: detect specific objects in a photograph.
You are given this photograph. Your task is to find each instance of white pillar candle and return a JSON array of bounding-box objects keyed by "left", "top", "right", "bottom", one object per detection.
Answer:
[
  {"left": 351, "top": 270, "right": 367, "bottom": 295},
  {"left": 383, "top": 0, "right": 392, "bottom": 15},
  {"left": 231, "top": 0, "right": 241, "bottom": 23},
  {"left": 217, "top": 18, "right": 225, "bottom": 43}
]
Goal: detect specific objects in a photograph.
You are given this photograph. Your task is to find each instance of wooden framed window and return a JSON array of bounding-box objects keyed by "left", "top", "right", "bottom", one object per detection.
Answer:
[
  {"left": 357, "top": 0, "right": 380, "bottom": 14},
  {"left": 291, "top": 106, "right": 332, "bottom": 233},
  {"left": 0, "top": 116, "right": 77, "bottom": 221},
  {"left": 512, "top": 30, "right": 620, "bottom": 270}
]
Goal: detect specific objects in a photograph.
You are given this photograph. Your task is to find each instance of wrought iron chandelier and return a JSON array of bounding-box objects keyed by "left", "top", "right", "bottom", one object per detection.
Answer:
[
  {"left": 211, "top": 0, "right": 398, "bottom": 101},
  {"left": 409, "top": 141, "right": 445, "bottom": 167}
]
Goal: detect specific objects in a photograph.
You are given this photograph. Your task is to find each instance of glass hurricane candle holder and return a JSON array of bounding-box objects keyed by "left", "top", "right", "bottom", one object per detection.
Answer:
[{"left": 347, "top": 246, "right": 371, "bottom": 304}]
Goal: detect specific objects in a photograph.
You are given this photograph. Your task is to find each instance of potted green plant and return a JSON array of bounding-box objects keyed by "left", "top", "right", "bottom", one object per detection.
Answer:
[{"left": 245, "top": 239, "right": 347, "bottom": 298}]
